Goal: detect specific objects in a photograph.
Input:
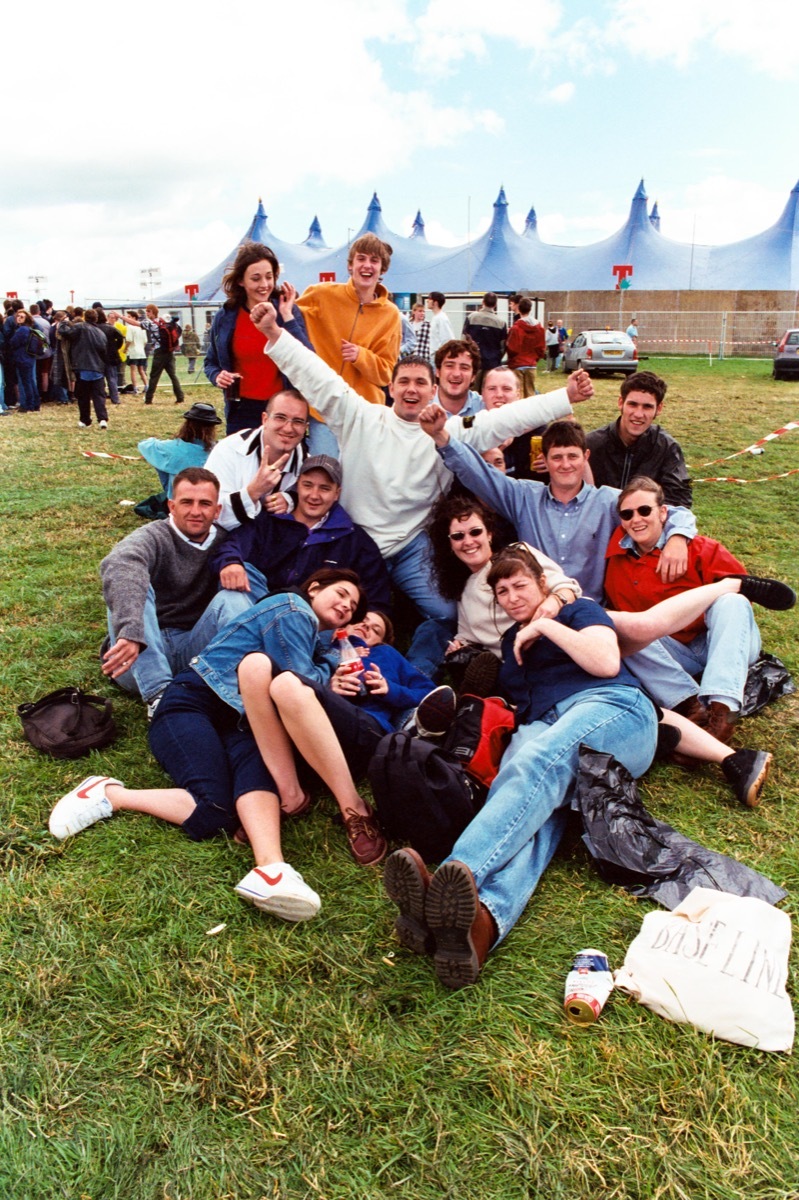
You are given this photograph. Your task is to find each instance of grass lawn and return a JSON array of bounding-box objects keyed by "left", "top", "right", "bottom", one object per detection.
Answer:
[{"left": 1, "top": 358, "right": 798, "bottom": 1200}]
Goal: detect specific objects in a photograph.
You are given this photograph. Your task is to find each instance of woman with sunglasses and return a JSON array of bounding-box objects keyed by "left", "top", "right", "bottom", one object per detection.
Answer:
[
  {"left": 49, "top": 569, "right": 383, "bottom": 922},
  {"left": 204, "top": 242, "right": 313, "bottom": 435},
  {"left": 426, "top": 493, "right": 580, "bottom": 692}
]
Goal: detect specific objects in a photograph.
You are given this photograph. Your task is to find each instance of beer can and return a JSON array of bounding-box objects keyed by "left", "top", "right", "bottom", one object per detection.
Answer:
[{"left": 564, "top": 948, "right": 613, "bottom": 1025}]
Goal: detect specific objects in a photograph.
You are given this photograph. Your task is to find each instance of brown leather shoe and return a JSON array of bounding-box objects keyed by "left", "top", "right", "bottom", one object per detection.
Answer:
[
  {"left": 383, "top": 848, "right": 434, "bottom": 955},
  {"left": 673, "top": 695, "right": 709, "bottom": 728},
  {"left": 707, "top": 701, "right": 737, "bottom": 745},
  {"left": 425, "top": 860, "right": 497, "bottom": 990},
  {"left": 343, "top": 805, "right": 387, "bottom": 866}
]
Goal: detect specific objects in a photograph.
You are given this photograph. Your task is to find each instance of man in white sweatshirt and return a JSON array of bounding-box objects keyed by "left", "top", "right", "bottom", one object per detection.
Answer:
[{"left": 249, "top": 300, "right": 593, "bottom": 674}]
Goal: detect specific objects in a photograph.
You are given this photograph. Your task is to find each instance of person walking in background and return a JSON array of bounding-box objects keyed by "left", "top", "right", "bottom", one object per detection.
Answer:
[
  {"left": 426, "top": 291, "right": 454, "bottom": 356},
  {"left": 505, "top": 298, "right": 546, "bottom": 396},
  {"left": 182, "top": 323, "right": 201, "bottom": 373},
  {"left": 125, "top": 311, "right": 148, "bottom": 395},
  {"left": 143, "top": 305, "right": 185, "bottom": 408}
]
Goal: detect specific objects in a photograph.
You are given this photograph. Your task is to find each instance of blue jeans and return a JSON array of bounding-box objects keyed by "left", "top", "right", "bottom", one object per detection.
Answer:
[
  {"left": 661, "top": 594, "right": 760, "bottom": 711},
  {"left": 109, "top": 587, "right": 252, "bottom": 702},
  {"left": 386, "top": 530, "right": 456, "bottom": 677},
  {"left": 624, "top": 639, "right": 701, "bottom": 709},
  {"left": 16, "top": 360, "right": 40, "bottom": 411},
  {"left": 105, "top": 362, "right": 120, "bottom": 404},
  {"left": 447, "top": 685, "right": 657, "bottom": 944}
]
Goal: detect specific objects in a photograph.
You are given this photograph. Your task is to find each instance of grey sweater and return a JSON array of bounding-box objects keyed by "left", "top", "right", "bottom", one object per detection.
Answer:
[{"left": 100, "top": 521, "right": 226, "bottom": 646}]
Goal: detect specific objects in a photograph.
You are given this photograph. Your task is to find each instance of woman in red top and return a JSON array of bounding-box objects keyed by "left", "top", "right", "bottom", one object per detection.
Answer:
[{"left": 204, "top": 242, "right": 313, "bottom": 435}]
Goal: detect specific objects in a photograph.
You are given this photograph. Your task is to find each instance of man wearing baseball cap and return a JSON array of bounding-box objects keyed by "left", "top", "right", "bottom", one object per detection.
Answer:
[{"left": 211, "top": 454, "right": 391, "bottom": 615}]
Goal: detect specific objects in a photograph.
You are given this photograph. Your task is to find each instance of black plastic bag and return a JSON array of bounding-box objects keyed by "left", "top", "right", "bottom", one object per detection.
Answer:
[
  {"left": 741, "top": 653, "right": 795, "bottom": 717},
  {"left": 572, "top": 746, "right": 786, "bottom": 910}
]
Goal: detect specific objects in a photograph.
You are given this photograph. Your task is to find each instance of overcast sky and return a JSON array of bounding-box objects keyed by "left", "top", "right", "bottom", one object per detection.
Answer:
[{"left": 3, "top": 0, "right": 797, "bottom": 304}]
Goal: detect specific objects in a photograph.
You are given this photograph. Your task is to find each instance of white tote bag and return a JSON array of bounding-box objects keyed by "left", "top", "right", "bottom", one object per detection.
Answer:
[{"left": 615, "top": 887, "right": 794, "bottom": 1052}]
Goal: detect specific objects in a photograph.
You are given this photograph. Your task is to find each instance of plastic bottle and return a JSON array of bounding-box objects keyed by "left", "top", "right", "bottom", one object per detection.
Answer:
[{"left": 335, "top": 630, "right": 366, "bottom": 695}]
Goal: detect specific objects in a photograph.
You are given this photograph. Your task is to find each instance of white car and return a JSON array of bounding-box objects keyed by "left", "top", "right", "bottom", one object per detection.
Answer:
[{"left": 562, "top": 329, "right": 638, "bottom": 377}]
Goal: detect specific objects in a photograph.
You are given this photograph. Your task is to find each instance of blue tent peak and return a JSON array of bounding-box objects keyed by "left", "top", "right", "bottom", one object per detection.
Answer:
[
  {"left": 649, "top": 201, "right": 661, "bottom": 232},
  {"left": 368, "top": 192, "right": 382, "bottom": 212},
  {"left": 411, "top": 209, "right": 426, "bottom": 240},
  {"left": 303, "top": 215, "right": 326, "bottom": 249},
  {"left": 524, "top": 205, "right": 538, "bottom": 232},
  {"left": 633, "top": 179, "right": 647, "bottom": 201},
  {"left": 494, "top": 186, "right": 508, "bottom": 208}
]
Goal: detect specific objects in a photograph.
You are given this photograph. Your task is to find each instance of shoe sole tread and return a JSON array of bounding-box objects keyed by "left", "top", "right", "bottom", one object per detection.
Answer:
[
  {"left": 383, "top": 851, "right": 432, "bottom": 955},
  {"left": 426, "top": 862, "right": 481, "bottom": 989}
]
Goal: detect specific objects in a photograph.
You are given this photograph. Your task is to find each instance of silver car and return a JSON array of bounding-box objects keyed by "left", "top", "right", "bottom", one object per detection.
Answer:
[
  {"left": 562, "top": 329, "right": 638, "bottom": 377},
  {"left": 773, "top": 329, "right": 799, "bottom": 381}
]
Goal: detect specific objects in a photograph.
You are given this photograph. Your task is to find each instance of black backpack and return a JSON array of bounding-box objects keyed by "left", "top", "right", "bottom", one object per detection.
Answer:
[
  {"left": 368, "top": 730, "right": 488, "bottom": 863},
  {"left": 26, "top": 327, "right": 50, "bottom": 359}
]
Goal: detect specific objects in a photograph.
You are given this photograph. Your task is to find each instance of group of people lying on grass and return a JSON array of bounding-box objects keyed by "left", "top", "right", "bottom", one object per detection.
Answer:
[
  {"left": 47, "top": 294, "right": 796, "bottom": 991},
  {"left": 49, "top": 537, "right": 792, "bottom": 988}
]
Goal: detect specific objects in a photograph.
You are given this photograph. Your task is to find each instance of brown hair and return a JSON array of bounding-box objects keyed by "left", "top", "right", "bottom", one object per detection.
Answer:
[
  {"left": 177, "top": 420, "right": 218, "bottom": 452},
  {"left": 347, "top": 234, "right": 392, "bottom": 273},
  {"left": 427, "top": 494, "right": 504, "bottom": 602},
  {"left": 617, "top": 476, "right": 664, "bottom": 510},
  {"left": 486, "top": 544, "right": 547, "bottom": 595},
  {"left": 619, "top": 370, "right": 667, "bottom": 405},
  {"left": 542, "top": 419, "right": 587, "bottom": 455},
  {"left": 435, "top": 337, "right": 481, "bottom": 375},
  {"left": 222, "top": 241, "right": 280, "bottom": 307},
  {"left": 172, "top": 466, "right": 220, "bottom": 494},
  {"left": 300, "top": 568, "right": 367, "bottom": 623}
]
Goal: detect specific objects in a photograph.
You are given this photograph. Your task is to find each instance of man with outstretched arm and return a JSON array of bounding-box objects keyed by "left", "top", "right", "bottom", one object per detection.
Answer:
[
  {"left": 418, "top": 406, "right": 704, "bottom": 712},
  {"left": 248, "top": 301, "right": 593, "bottom": 676}
]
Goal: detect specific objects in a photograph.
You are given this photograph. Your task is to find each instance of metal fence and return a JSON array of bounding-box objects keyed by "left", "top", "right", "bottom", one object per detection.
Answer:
[{"left": 560, "top": 310, "right": 798, "bottom": 358}]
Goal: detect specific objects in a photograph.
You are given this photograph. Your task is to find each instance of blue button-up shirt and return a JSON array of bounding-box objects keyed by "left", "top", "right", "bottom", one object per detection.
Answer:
[{"left": 438, "top": 438, "right": 696, "bottom": 602}]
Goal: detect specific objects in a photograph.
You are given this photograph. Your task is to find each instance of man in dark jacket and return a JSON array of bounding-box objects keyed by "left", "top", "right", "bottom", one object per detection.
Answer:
[
  {"left": 211, "top": 455, "right": 392, "bottom": 615},
  {"left": 586, "top": 371, "right": 692, "bottom": 507},
  {"left": 58, "top": 309, "right": 110, "bottom": 427},
  {"left": 462, "top": 292, "right": 507, "bottom": 390}
]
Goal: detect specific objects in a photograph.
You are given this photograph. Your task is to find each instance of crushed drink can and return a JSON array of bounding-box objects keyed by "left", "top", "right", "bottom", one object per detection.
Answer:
[{"left": 564, "top": 948, "right": 613, "bottom": 1025}]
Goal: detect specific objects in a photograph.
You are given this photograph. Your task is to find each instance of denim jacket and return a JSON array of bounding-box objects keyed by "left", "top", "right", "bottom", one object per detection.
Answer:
[{"left": 190, "top": 592, "right": 337, "bottom": 713}]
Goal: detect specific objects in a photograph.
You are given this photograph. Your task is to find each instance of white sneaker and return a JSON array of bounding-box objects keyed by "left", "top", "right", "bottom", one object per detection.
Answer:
[
  {"left": 49, "top": 775, "right": 122, "bottom": 840},
  {"left": 235, "top": 862, "right": 321, "bottom": 921},
  {"left": 99, "top": 420, "right": 108, "bottom": 429},
  {"left": 78, "top": 421, "right": 90, "bottom": 428}
]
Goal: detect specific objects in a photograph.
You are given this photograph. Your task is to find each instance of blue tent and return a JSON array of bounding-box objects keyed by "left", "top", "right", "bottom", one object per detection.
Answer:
[{"left": 157, "top": 179, "right": 799, "bottom": 303}]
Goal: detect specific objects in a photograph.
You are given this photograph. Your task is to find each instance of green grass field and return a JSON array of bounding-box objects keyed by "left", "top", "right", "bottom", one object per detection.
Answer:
[{"left": 1, "top": 358, "right": 798, "bottom": 1199}]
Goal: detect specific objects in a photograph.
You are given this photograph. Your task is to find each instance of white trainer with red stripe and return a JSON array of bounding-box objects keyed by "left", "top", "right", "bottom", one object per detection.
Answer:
[
  {"left": 235, "top": 862, "right": 321, "bottom": 921},
  {"left": 49, "top": 775, "right": 122, "bottom": 840}
]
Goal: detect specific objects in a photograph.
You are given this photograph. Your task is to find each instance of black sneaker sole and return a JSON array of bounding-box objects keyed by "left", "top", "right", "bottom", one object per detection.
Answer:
[
  {"left": 461, "top": 651, "right": 500, "bottom": 698},
  {"left": 425, "top": 861, "right": 481, "bottom": 990},
  {"left": 383, "top": 850, "right": 433, "bottom": 956}
]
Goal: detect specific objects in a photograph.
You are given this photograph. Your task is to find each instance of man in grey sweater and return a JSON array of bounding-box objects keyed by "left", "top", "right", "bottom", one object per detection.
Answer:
[{"left": 100, "top": 467, "right": 250, "bottom": 716}]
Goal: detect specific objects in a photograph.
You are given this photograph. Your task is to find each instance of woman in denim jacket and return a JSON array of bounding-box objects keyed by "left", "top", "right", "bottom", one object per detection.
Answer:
[
  {"left": 49, "top": 569, "right": 384, "bottom": 923},
  {"left": 204, "top": 242, "right": 313, "bottom": 435}
]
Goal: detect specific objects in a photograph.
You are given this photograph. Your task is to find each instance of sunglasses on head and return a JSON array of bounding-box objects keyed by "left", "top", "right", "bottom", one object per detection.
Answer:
[
  {"left": 449, "top": 527, "right": 485, "bottom": 542},
  {"left": 619, "top": 504, "right": 654, "bottom": 520}
]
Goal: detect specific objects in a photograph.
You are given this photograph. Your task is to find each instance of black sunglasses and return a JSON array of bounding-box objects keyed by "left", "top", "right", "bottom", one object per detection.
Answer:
[
  {"left": 449, "top": 527, "right": 485, "bottom": 542},
  {"left": 618, "top": 504, "right": 654, "bottom": 520}
]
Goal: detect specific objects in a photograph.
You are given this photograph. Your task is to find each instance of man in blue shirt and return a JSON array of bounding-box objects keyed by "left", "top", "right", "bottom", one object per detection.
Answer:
[{"left": 419, "top": 408, "right": 702, "bottom": 711}]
